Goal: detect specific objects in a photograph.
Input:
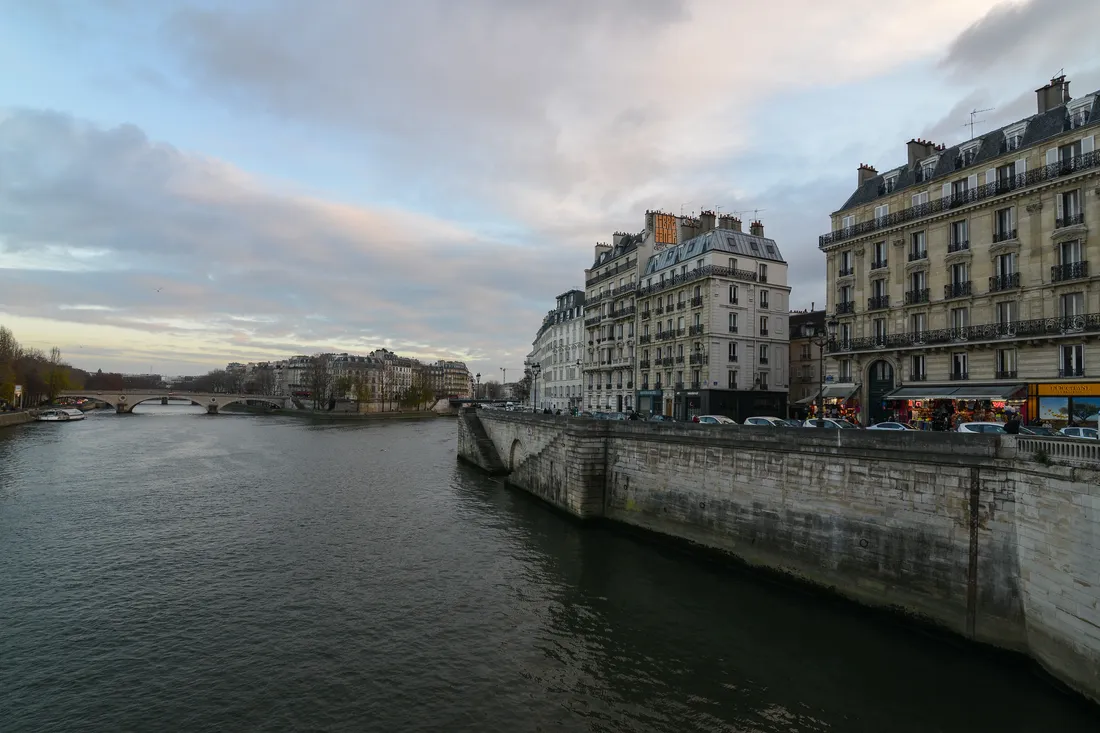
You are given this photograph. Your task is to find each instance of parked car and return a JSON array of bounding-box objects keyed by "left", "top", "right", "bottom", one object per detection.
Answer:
[
  {"left": 743, "top": 416, "right": 799, "bottom": 427},
  {"left": 802, "top": 418, "right": 859, "bottom": 429},
  {"left": 867, "top": 421, "right": 917, "bottom": 430},
  {"left": 648, "top": 414, "right": 675, "bottom": 422},
  {"left": 1059, "top": 426, "right": 1099, "bottom": 439},
  {"left": 957, "top": 422, "right": 1007, "bottom": 434},
  {"left": 696, "top": 415, "right": 737, "bottom": 425},
  {"left": 1019, "top": 425, "right": 1059, "bottom": 436}
]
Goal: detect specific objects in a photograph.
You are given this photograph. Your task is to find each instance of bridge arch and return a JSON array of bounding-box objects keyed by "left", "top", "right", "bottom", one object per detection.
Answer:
[{"left": 508, "top": 439, "right": 526, "bottom": 471}]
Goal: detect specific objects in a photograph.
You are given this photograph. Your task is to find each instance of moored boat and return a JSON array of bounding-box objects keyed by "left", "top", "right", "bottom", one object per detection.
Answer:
[{"left": 36, "top": 408, "right": 87, "bottom": 422}]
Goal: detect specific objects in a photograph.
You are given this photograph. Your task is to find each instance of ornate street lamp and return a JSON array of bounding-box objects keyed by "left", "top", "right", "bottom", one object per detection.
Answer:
[
  {"left": 531, "top": 362, "right": 542, "bottom": 412},
  {"left": 475, "top": 372, "right": 481, "bottom": 401},
  {"left": 802, "top": 314, "right": 839, "bottom": 427}
]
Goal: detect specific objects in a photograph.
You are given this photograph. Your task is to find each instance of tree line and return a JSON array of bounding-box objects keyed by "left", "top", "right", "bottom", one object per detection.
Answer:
[{"left": 0, "top": 325, "right": 75, "bottom": 407}]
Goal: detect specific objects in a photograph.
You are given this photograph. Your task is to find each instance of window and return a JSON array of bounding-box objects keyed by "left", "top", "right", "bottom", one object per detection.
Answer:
[
  {"left": 950, "top": 219, "right": 968, "bottom": 247},
  {"left": 758, "top": 264, "right": 768, "bottom": 283},
  {"left": 760, "top": 290, "right": 769, "bottom": 308},
  {"left": 696, "top": 259, "right": 704, "bottom": 270},
  {"left": 728, "top": 257, "right": 738, "bottom": 271},
  {"left": 728, "top": 342, "right": 738, "bottom": 362},
  {"left": 840, "top": 250, "right": 853, "bottom": 271},
  {"left": 910, "top": 231, "right": 926, "bottom": 259},
  {"left": 680, "top": 265, "right": 687, "bottom": 277},
  {"left": 1005, "top": 134, "right": 1023, "bottom": 152},
  {"left": 759, "top": 344, "right": 769, "bottom": 364},
  {"left": 909, "top": 270, "right": 927, "bottom": 291},
  {"left": 693, "top": 285, "right": 701, "bottom": 298},
  {"left": 677, "top": 316, "right": 685, "bottom": 331},
  {"left": 910, "top": 355, "right": 925, "bottom": 380},
  {"left": 759, "top": 316, "right": 769, "bottom": 336},
  {"left": 839, "top": 284, "right": 853, "bottom": 304},
  {"left": 800, "top": 344, "right": 811, "bottom": 360},
  {"left": 839, "top": 322, "right": 852, "bottom": 344},
  {"left": 874, "top": 204, "right": 889, "bottom": 222},
  {"left": 994, "top": 207, "right": 1016, "bottom": 239},
  {"left": 677, "top": 343, "right": 684, "bottom": 358},
  {"left": 693, "top": 313, "right": 701, "bottom": 327},
  {"left": 840, "top": 215, "right": 855, "bottom": 231},
  {"left": 871, "top": 279, "right": 887, "bottom": 298},
  {"left": 839, "top": 359, "right": 852, "bottom": 382},
  {"left": 1061, "top": 345, "right": 1085, "bottom": 377},
  {"left": 912, "top": 190, "right": 929, "bottom": 206},
  {"left": 728, "top": 370, "right": 737, "bottom": 389},
  {"left": 758, "top": 372, "right": 769, "bottom": 390},
  {"left": 995, "top": 301, "right": 1016, "bottom": 325},
  {"left": 872, "top": 318, "right": 887, "bottom": 344},
  {"left": 951, "top": 307, "right": 969, "bottom": 330},
  {"left": 729, "top": 284, "right": 738, "bottom": 304},
  {"left": 910, "top": 312, "right": 926, "bottom": 334},
  {"left": 692, "top": 370, "right": 700, "bottom": 386},
  {"left": 666, "top": 295, "right": 674, "bottom": 309},
  {"left": 952, "top": 178, "right": 969, "bottom": 196},
  {"left": 995, "top": 252, "right": 1017, "bottom": 278},
  {"left": 1060, "top": 292, "right": 1084, "bottom": 317},
  {"left": 728, "top": 313, "right": 738, "bottom": 333},
  {"left": 872, "top": 241, "right": 887, "bottom": 266},
  {"left": 1060, "top": 239, "right": 1083, "bottom": 265},
  {"left": 1058, "top": 190, "right": 1082, "bottom": 227},
  {"left": 1059, "top": 141, "right": 1082, "bottom": 163},
  {"left": 1069, "top": 99, "right": 1093, "bottom": 129},
  {"left": 996, "top": 162, "right": 1016, "bottom": 182},
  {"left": 951, "top": 352, "right": 969, "bottom": 379},
  {"left": 950, "top": 262, "right": 969, "bottom": 286},
  {"left": 996, "top": 349, "right": 1017, "bottom": 377}
]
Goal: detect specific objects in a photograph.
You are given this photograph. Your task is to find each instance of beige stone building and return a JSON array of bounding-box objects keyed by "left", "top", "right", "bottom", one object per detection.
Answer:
[
  {"left": 820, "top": 74, "right": 1099, "bottom": 425},
  {"left": 788, "top": 310, "right": 826, "bottom": 417}
]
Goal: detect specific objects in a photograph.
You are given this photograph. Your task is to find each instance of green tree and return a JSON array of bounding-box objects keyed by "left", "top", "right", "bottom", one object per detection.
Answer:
[
  {"left": 46, "top": 347, "right": 69, "bottom": 403},
  {"left": 352, "top": 372, "right": 373, "bottom": 410}
]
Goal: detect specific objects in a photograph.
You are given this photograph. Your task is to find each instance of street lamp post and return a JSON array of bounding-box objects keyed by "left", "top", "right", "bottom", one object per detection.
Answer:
[
  {"left": 475, "top": 372, "right": 481, "bottom": 401},
  {"left": 802, "top": 315, "right": 839, "bottom": 427},
  {"left": 531, "top": 363, "right": 541, "bottom": 412}
]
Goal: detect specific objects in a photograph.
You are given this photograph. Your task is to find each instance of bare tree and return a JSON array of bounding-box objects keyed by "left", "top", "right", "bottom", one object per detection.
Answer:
[
  {"left": 307, "top": 355, "right": 332, "bottom": 410},
  {"left": 251, "top": 367, "right": 275, "bottom": 396},
  {"left": 46, "top": 347, "right": 69, "bottom": 403}
]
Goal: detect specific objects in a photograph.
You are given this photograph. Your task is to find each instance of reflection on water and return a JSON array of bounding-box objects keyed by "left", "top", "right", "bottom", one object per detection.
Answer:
[{"left": 0, "top": 411, "right": 1096, "bottom": 732}]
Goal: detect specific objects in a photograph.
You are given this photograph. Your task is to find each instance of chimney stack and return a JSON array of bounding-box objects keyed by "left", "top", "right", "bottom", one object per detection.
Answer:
[
  {"left": 698, "top": 210, "right": 717, "bottom": 232},
  {"left": 612, "top": 232, "right": 624, "bottom": 246},
  {"left": 857, "top": 163, "right": 878, "bottom": 187},
  {"left": 906, "top": 138, "right": 938, "bottom": 167},
  {"left": 1036, "top": 74, "right": 1071, "bottom": 114},
  {"left": 677, "top": 215, "right": 700, "bottom": 244},
  {"left": 729, "top": 216, "right": 743, "bottom": 232},
  {"left": 717, "top": 214, "right": 736, "bottom": 230},
  {"left": 749, "top": 220, "right": 764, "bottom": 237},
  {"left": 593, "top": 242, "right": 611, "bottom": 261}
]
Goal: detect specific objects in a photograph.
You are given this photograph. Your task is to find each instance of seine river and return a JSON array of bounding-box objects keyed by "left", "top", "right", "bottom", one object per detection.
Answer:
[{"left": 1, "top": 406, "right": 1097, "bottom": 732}]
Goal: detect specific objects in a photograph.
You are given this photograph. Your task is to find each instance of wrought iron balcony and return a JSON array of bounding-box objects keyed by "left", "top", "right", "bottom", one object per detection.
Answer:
[
  {"left": 691, "top": 381, "right": 701, "bottom": 390},
  {"left": 586, "top": 257, "right": 637, "bottom": 287},
  {"left": 640, "top": 310, "right": 651, "bottom": 321},
  {"left": 639, "top": 360, "right": 651, "bottom": 369},
  {"left": 691, "top": 296, "right": 703, "bottom": 307},
  {"left": 605, "top": 384, "right": 613, "bottom": 390},
  {"left": 654, "top": 382, "right": 662, "bottom": 389},
  {"left": 760, "top": 300, "right": 770, "bottom": 310},
  {"left": 819, "top": 149, "right": 1100, "bottom": 248},
  {"left": 828, "top": 313, "right": 1100, "bottom": 354},
  {"left": 728, "top": 325, "right": 738, "bottom": 333},
  {"left": 995, "top": 370, "right": 1018, "bottom": 379},
  {"left": 688, "top": 325, "right": 704, "bottom": 336},
  {"left": 660, "top": 357, "right": 675, "bottom": 367},
  {"left": 610, "top": 305, "right": 636, "bottom": 319},
  {"left": 944, "top": 281, "right": 972, "bottom": 299},
  {"left": 655, "top": 307, "right": 665, "bottom": 315},
  {"left": 689, "top": 354, "right": 707, "bottom": 365},
  {"left": 677, "top": 302, "right": 687, "bottom": 311},
  {"left": 908, "top": 250, "right": 927, "bottom": 262},
  {"left": 675, "top": 355, "right": 685, "bottom": 364},
  {"left": 759, "top": 357, "right": 769, "bottom": 365},
  {"left": 616, "top": 383, "right": 623, "bottom": 389},
  {"left": 950, "top": 371, "right": 969, "bottom": 381},
  {"left": 637, "top": 264, "right": 759, "bottom": 297},
  {"left": 993, "top": 228, "right": 1017, "bottom": 243},
  {"left": 596, "top": 383, "right": 602, "bottom": 390},
  {"left": 627, "top": 381, "right": 634, "bottom": 388},
  {"left": 639, "top": 335, "right": 652, "bottom": 344},
  {"left": 867, "top": 295, "right": 890, "bottom": 310},
  {"left": 676, "top": 328, "right": 686, "bottom": 337},
  {"left": 728, "top": 354, "right": 738, "bottom": 362},
  {"left": 904, "top": 288, "right": 930, "bottom": 305},
  {"left": 584, "top": 316, "right": 602, "bottom": 327},
  {"left": 1056, "top": 213, "right": 1085, "bottom": 229},
  {"left": 908, "top": 372, "right": 927, "bottom": 381},
  {"left": 947, "top": 240, "right": 970, "bottom": 253},
  {"left": 1059, "top": 367, "right": 1085, "bottom": 378},
  {"left": 1052, "top": 261, "right": 1088, "bottom": 282},
  {"left": 870, "top": 259, "right": 888, "bottom": 270},
  {"left": 839, "top": 266, "right": 855, "bottom": 277},
  {"left": 836, "top": 301, "right": 855, "bottom": 315},
  {"left": 989, "top": 273, "right": 1020, "bottom": 292},
  {"left": 759, "top": 328, "right": 769, "bottom": 336}
]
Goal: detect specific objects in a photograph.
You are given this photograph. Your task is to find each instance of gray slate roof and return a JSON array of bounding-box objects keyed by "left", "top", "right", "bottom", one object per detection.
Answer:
[
  {"left": 837, "top": 91, "right": 1100, "bottom": 213},
  {"left": 591, "top": 231, "right": 644, "bottom": 268},
  {"left": 644, "top": 228, "right": 785, "bottom": 276}
]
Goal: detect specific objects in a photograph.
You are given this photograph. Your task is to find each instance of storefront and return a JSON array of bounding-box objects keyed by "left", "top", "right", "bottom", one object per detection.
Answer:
[
  {"left": 672, "top": 389, "right": 703, "bottom": 421},
  {"left": 1027, "top": 382, "right": 1100, "bottom": 428},
  {"left": 796, "top": 383, "right": 861, "bottom": 423},
  {"left": 637, "top": 389, "right": 663, "bottom": 416},
  {"left": 881, "top": 384, "right": 1026, "bottom": 430}
]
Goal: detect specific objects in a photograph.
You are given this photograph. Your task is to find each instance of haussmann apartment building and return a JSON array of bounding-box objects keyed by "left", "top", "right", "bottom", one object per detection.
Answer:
[{"left": 819, "top": 74, "right": 1100, "bottom": 425}]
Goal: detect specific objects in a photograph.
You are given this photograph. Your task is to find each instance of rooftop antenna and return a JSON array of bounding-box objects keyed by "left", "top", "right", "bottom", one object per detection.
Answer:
[
  {"left": 963, "top": 107, "right": 994, "bottom": 140},
  {"left": 680, "top": 202, "right": 692, "bottom": 217}
]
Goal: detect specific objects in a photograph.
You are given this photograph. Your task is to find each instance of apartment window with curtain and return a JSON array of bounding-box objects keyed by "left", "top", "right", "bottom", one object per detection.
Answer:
[
  {"left": 1060, "top": 292, "right": 1084, "bottom": 317},
  {"left": 910, "top": 231, "right": 926, "bottom": 259},
  {"left": 950, "top": 219, "right": 969, "bottom": 249},
  {"left": 839, "top": 359, "right": 852, "bottom": 381},
  {"left": 1058, "top": 189, "right": 1082, "bottom": 227},
  {"left": 729, "top": 284, "right": 739, "bottom": 304},
  {"left": 759, "top": 316, "right": 769, "bottom": 336},
  {"left": 995, "top": 301, "right": 1016, "bottom": 326},
  {"left": 872, "top": 241, "right": 887, "bottom": 267},
  {"left": 759, "top": 344, "right": 769, "bottom": 364},
  {"left": 951, "top": 352, "right": 969, "bottom": 380},
  {"left": 728, "top": 313, "right": 738, "bottom": 333},
  {"left": 996, "top": 349, "right": 1017, "bottom": 379},
  {"left": 951, "top": 307, "right": 969, "bottom": 331},
  {"left": 758, "top": 264, "right": 768, "bottom": 283},
  {"left": 872, "top": 318, "right": 887, "bottom": 344},
  {"left": 910, "top": 312, "right": 927, "bottom": 335},
  {"left": 728, "top": 342, "right": 738, "bottom": 362},
  {"left": 758, "top": 372, "right": 769, "bottom": 390},
  {"left": 910, "top": 355, "right": 926, "bottom": 381},
  {"left": 1060, "top": 344, "right": 1085, "bottom": 377},
  {"left": 760, "top": 290, "right": 769, "bottom": 309},
  {"left": 839, "top": 322, "right": 852, "bottom": 345},
  {"left": 840, "top": 250, "right": 853, "bottom": 274},
  {"left": 994, "top": 207, "right": 1016, "bottom": 240},
  {"left": 727, "top": 370, "right": 737, "bottom": 389}
]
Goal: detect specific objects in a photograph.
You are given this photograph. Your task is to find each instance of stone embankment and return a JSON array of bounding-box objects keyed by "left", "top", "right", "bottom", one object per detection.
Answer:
[
  {"left": 0, "top": 412, "right": 32, "bottom": 429},
  {"left": 457, "top": 408, "right": 1100, "bottom": 704}
]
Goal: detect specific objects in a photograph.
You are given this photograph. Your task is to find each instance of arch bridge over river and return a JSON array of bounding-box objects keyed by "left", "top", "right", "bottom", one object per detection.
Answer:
[{"left": 58, "top": 389, "right": 289, "bottom": 414}]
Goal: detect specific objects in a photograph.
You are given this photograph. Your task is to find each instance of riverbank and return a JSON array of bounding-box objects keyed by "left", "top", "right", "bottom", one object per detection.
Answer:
[
  {"left": 224, "top": 403, "right": 448, "bottom": 420},
  {"left": 0, "top": 412, "right": 32, "bottom": 429},
  {"left": 457, "top": 410, "right": 1100, "bottom": 706}
]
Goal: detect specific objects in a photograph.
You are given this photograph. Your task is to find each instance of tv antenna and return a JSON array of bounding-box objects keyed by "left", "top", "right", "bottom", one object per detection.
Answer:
[
  {"left": 963, "top": 107, "right": 994, "bottom": 140},
  {"left": 680, "top": 202, "right": 694, "bottom": 217}
]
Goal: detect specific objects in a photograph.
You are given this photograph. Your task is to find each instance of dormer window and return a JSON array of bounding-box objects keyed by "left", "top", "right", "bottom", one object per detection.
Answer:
[
  {"left": 957, "top": 140, "right": 981, "bottom": 168},
  {"left": 917, "top": 156, "right": 938, "bottom": 182},
  {"left": 880, "top": 172, "right": 899, "bottom": 195},
  {"left": 1068, "top": 96, "right": 1094, "bottom": 129},
  {"left": 1002, "top": 121, "right": 1027, "bottom": 152}
]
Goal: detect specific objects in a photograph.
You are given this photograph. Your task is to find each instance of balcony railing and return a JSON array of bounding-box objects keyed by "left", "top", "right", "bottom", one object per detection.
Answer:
[
  {"left": 584, "top": 281, "right": 638, "bottom": 306},
  {"left": 1056, "top": 213, "right": 1085, "bottom": 229},
  {"left": 677, "top": 302, "right": 687, "bottom": 311},
  {"left": 1060, "top": 367, "right": 1085, "bottom": 378},
  {"left": 839, "top": 266, "right": 855, "bottom": 277},
  {"left": 691, "top": 296, "right": 703, "bottom": 307},
  {"left": 760, "top": 300, "right": 770, "bottom": 310},
  {"left": 586, "top": 258, "right": 637, "bottom": 287},
  {"left": 655, "top": 307, "right": 665, "bottom": 315},
  {"left": 639, "top": 360, "right": 651, "bottom": 369},
  {"left": 828, "top": 312, "right": 1100, "bottom": 354},
  {"left": 1052, "top": 261, "right": 1088, "bottom": 282},
  {"left": 944, "top": 281, "right": 972, "bottom": 299},
  {"left": 870, "top": 259, "right": 888, "bottom": 270},
  {"left": 596, "top": 383, "right": 602, "bottom": 390},
  {"left": 950, "top": 371, "right": 969, "bottom": 381},
  {"left": 689, "top": 354, "right": 707, "bottom": 365},
  {"left": 819, "top": 150, "right": 1100, "bottom": 247},
  {"left": 637, "top": 264, "right": 759, "bottom": 297},
  {"left": 989, "top": 273, "right": 1020, "bottom": 292},
  {"left": 904, "top": 288, "right": 930, "bottom": 305},
  {"left": 627, "top": 381, "right": 634, "bottom": 388},
  {"left": 759, "top": 357, "right": 769, "bottom": 365},
  {"left": 609, "top": 305, "right": 636, "bottom": 319},
  {"left": 867, "top": 295, "right": 890, "bottom": 310},
  {"left": 659, "top": 357, "right": 675, "bottom": 367},
  {"left": 836, "top": 301, "right": 855, "bottom": 315},
  {"left": 688, "top": 325, "right": 704, "bottom": 336},
  {"left": 993, "top": 228, "right": 1018, "bottom": 243},
  {"left": 995, "top": 370, "right": 1018, "bottom": 379},
  {"left": 639, "top": 335, "right": 652, "bottom": 344},
  {"left": 760, "top": 328, "right": 769, "bottom": 336},
  {"left": 584, "top": 316, "right": 602, "bottom": 327},
  {"left": 908, "top": 250, "right": 927, "bottom": 262},
  {"left": 908, "top": 372, "right": 927, "bottom": 381},
  {"left": 729, "top": 325, "right": 739, "bottom": 333},
  {"left": 947, "top": 240, "right": 970, "bottom": 253},
  {"left": 675, "top": 355, "right": 685, "bottom": 364},
  {"left": 728, "top": 354, "right": 738, "bottom": 362},
  {"left": 691, "top": 381, "right": 701, "bottom": 390},
  {"left": 640, "top": 310, "right": 651, "bottom": 321},
  {"left": 616, "top": 383, "right": 623, "bottom": 389}
]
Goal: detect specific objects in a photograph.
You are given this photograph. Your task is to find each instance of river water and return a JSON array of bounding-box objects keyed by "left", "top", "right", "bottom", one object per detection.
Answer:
[{"left": 0, "top": 406, "right": 1096, "bottom": 732}]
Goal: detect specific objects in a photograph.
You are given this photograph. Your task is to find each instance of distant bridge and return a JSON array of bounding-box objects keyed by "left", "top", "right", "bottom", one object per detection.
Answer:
[{"left": 58, "top": 389, "right": 290, "bottom": 414}]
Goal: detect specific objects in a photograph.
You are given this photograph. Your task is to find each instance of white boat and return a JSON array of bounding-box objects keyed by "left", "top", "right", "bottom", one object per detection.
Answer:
[{"left": 36, "top": 408, "right": 87, "bottom": 422}]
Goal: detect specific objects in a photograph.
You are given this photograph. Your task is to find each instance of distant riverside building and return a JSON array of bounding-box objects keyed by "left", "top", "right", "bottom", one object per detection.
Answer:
[
  {"left": 820, "top": 73, "right": 1100, "bottom": 424},
  {"left": 532, "top": 289, "right": 585, "bottom": 412},
  {"left": 788, "top": 309, "right": 826, "bottom": 418},
  {"left": 584, "top": 235, "right": 645, "bottom": 413}
]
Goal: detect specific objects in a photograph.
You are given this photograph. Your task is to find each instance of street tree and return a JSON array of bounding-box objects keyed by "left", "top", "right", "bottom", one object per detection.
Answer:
[
  {"left": 308, "top": 355, "right": 333, "bottom": 410},
  {"left": 46, "top": 347, "right": 69, "bottom": 403}
]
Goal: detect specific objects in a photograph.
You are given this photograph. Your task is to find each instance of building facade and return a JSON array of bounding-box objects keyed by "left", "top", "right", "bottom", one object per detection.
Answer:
[
  {"left": 820, "top": 74, "right": 1099, "bottom": 425},
  {"left": 532, "top": 289, "right": 585, "bottom": 411},
  {"left": 788, "top": 309, "right": 826, "bottom": 418},
  {"left": 635, "top": 214, "right": 791, "bottom": 420}
]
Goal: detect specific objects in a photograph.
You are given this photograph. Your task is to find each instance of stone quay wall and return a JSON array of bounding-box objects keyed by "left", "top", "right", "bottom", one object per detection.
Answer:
[
  {"left": 456, "top": 409, "right": 1100, "bottom": 703},
  {"left": 0, "top": 412, "right": 32, "bottom": 429}
]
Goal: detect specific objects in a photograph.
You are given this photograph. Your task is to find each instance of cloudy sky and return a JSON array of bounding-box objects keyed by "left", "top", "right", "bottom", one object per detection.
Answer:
[{"left": 2, "top": 0, "right": 1099, "bottom": 376}]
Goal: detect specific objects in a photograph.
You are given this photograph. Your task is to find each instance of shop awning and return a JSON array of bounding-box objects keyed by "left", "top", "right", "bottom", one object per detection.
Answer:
[
  {"left": 796, "top": 383, "right": 861, "bottom": 404},
  {"left": 883, "top": 384, "right": 1025, "bottom": 401}
]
